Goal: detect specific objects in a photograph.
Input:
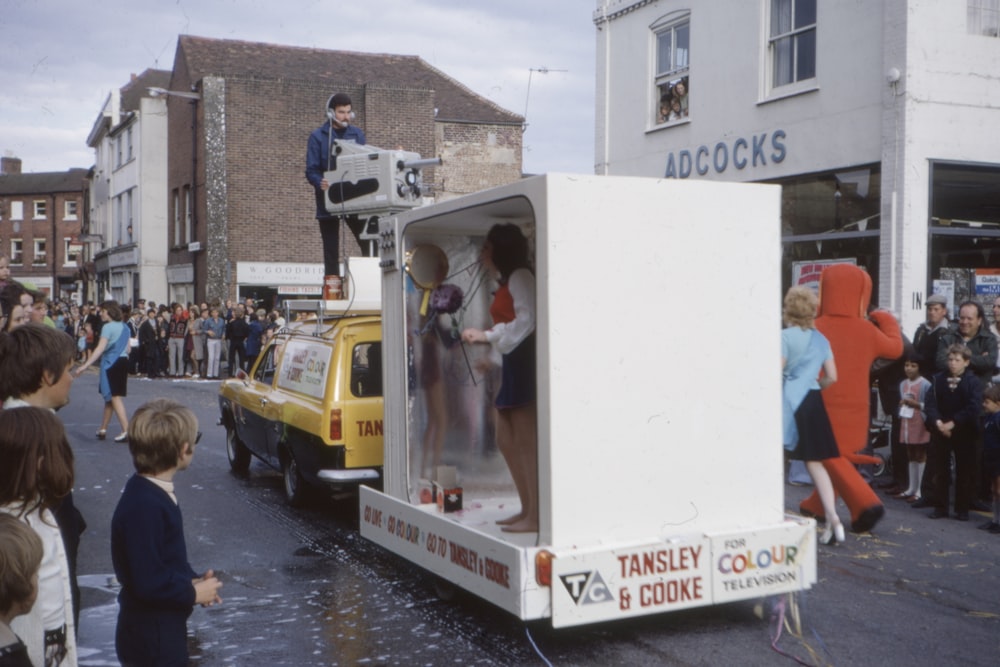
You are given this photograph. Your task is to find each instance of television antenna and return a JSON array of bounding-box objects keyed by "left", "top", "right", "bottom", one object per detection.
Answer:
[{"left": 523, "top": 67, "right": 567, "bottom": 131}]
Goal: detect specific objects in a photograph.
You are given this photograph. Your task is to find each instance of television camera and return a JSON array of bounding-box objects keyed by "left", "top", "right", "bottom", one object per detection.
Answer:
[{"left": 323, "top": 140, "right": 441, "bottom": 240}]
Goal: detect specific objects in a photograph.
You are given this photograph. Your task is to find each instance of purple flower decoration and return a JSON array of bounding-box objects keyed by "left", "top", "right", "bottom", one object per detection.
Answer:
[{"left": 430, "top": 284, "right": 464, "bottom": 314}]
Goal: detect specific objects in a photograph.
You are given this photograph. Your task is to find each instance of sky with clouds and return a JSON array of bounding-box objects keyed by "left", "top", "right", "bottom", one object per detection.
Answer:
[{"left": 0, "top": 0, "right": 598, "bottom": 175}]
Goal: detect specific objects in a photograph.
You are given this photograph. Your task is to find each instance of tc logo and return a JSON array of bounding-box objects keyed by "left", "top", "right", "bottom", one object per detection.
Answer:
[{"left": 559, "top": 570, "right": 612, "bottom": 606}]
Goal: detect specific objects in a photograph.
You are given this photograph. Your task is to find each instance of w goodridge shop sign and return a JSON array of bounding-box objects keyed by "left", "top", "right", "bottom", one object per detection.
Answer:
[{"left": 236, "top": 261, "right": 324, "bottom": 285}]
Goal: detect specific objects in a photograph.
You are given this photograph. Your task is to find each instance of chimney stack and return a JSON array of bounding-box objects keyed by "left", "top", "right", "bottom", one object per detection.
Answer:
[{"left": 1, "top": 155, "right": 22, "bottom": 175}]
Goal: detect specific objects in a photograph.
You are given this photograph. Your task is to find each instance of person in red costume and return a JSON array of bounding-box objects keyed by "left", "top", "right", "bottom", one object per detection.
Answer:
[{"left": 799, "top": 264, "right": 903, "bottom": 533}]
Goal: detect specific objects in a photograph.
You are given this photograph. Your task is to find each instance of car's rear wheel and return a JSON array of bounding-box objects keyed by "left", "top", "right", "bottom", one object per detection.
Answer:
[
  {"left": 282, "top": 452, "right": 309, "bottom": 507},
  {"left": 226, "top": 424, "right": 251, "bottom": 474}
]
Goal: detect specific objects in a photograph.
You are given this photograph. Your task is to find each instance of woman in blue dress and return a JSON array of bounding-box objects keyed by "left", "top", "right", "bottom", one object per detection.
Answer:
[
  {"left": 782, "top": 286, "right": 845, "bottom": 545},
  {"left": 72, "top": 300, "right": 131, "bottom": 442}
]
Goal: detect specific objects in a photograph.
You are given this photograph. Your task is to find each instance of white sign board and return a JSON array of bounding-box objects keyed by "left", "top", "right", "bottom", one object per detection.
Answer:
[
  {"left": 550, "top": 520, "right": 815, "bottom": 627},
  {"left": 237, "top": 261, "right": 325, "bottom": 285},
  {"left": 276, "top": 339, "right": 332, "bottom": 399}
]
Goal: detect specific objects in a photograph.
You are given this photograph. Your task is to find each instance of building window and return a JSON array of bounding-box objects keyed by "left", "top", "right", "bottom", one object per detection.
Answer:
[
  {"left": 969, "top": 0, "right": 1000, "bottom": 36},
  {"left": 64, "top": 200, "right": 78, "bottom": 221},
  {"left": 652, "top": 13, "right": 690, "bottom": 126},
  {"left": 10, "top": 239, "right": 23, "bottom": 265},
  {"left": 769, "top": 0, "right": 817, "bottom": 88},
  {"left": 32, "top": 238, "right": 46, "bottom": 265},
  {"left": 33, "top": 200, "right": 46, "bottom": 219},
  {"left": 114, "top": 194, "right": 123, "bottom": 246},
  {"left": 172, "top": 189, "right": 181, "bottom": 246},
  {"left": 126, "top": 189, "right": 134, "bottom": 243},
  {"left": 116, "top": 134, "right": 123, "bottom": 168},
  {"left": 64, "top": 238, "right": 82, "bottom": 267},
  {"left": 126, "top": 125, "right": 134, "bottom": 161},
  {"left": 184, "top": 186, "right": 193, "bottom": 244},
  {"left": 10, "top": 201, "right": 23, "bottom": 221}
]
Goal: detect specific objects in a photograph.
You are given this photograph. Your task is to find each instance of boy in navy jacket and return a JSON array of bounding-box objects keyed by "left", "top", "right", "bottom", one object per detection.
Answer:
[
  {"left": 111, "top": 399, "right": 222, "bottom": 666},
  {"left": 925, "top": 344, "right": 983, "bottom": 522}
]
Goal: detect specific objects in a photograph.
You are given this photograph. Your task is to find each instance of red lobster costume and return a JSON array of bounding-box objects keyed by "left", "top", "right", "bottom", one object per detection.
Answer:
[{"left": 800, "top": 264, "right": 902, "bottom": 533}]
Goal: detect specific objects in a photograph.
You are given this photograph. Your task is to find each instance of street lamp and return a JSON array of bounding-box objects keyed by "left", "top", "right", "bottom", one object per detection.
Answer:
[
  {"left": 523, "top": 67, "right": 567, "bottom": 132},
  {"left": 147, "top": 86, "right": 201, "bottom": 100}
]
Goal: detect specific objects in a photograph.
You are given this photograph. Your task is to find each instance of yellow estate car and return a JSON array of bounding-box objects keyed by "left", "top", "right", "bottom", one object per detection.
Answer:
[{"left": 218, "top": 313, "right": 383, "bottom": 505}]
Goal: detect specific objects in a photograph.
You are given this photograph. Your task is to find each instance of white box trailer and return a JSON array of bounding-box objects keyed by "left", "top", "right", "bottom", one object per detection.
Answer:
[{"left": 359, "top": 173, "right": 816, "bottom": 627}]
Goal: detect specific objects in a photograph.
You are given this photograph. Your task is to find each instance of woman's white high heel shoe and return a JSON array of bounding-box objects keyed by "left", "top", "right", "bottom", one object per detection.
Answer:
[{"left": 820, "top": 521, "right": 846, "bottom": 545}]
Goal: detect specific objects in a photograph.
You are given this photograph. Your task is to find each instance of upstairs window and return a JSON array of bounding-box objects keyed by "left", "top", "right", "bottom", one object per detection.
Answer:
[
  {"left": 64, "top": 238, "right": 82, "bottom": 267},
  {"left": 184, "top": 186, "right": 193, "bottom": 244},
  {"left": 33, "top": 200, "right": 46, "bottom": 219},
  {"left": 652, "top": 13, "right": 690, "bottom": 126},
  {"left": 64, "top": 200, "right": 78, "bottom": 220},
  {"left": 10, "top": 201, "right": 23, "bottom": 221},
  {"left": 769, "top": 0, "right": 817, "bottom": 88},
  {"left": 172, "top": 189, "right": 181, "bottom": 246},
  {"left": 10, "top": 239, "right": 23, "bottom": 265},
  {"left": 969, "top": 0, "right": 1000, "bottom": 36},
  {"left": 33, "top": 238, "right": 46, "bottom": 265}
]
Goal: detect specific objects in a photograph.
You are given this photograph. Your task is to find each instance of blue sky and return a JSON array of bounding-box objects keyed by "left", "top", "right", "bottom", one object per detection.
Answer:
[{"left": 0, "top": 0, "right": 597, "bottom": 175}]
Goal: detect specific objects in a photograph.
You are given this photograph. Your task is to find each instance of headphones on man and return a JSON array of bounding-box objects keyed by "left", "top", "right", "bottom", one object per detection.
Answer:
[{"left": 326, "top": 94, "right": 356, "bottom": 128}]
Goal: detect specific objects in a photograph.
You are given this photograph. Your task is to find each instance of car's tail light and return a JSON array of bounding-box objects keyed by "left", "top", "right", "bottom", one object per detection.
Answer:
[
  {"left": 330, "top": 409, "right": 342, "bottom": 441},
  {"left": 535, "top": 549, "right": 554, "bottom": 587}
]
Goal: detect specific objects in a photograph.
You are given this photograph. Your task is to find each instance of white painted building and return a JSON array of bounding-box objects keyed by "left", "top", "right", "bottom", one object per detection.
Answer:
[
  {"left": 595, "top": 0, "right": 1000, "bottom": 334},
  {"left": 86, "top": 69, "right": 172, "bottom": 307}
]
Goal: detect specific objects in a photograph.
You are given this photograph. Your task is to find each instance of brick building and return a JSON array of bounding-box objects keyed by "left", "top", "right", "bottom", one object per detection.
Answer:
[
  {"left": 163, "top": 35, "right": 524, "bottom": 306},
  {"left": 0, "top": 156, "right": 87, "bottom": 299}
]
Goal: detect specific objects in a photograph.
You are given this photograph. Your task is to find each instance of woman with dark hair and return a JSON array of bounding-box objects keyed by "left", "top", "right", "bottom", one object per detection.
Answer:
[
  {"left": 0, "top": 407, "right": 79, "bottom": 667},
  {"left": 462, "top": 223, "right": 538, "bottom": 533},
  {"left": 72, "top": 300, "right": 131, "bottom": 441},
  {"left": 0, "top": 282, "right": 29, "bottom": 332}
]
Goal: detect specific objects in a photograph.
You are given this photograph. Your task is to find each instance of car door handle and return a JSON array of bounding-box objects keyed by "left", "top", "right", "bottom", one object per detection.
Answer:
[{"left": 260, "top": 398, "right": 268, "bottom": 407}]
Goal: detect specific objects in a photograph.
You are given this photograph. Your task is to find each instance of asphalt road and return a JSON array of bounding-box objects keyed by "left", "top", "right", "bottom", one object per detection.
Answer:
[{"left": 58, "top": 371, "right": 1000, "bottom": 666}]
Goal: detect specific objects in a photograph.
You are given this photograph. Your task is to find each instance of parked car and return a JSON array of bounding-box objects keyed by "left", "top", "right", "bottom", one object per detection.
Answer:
[{"left": 218, "top": 312, "right": 383, "bottom": 505}]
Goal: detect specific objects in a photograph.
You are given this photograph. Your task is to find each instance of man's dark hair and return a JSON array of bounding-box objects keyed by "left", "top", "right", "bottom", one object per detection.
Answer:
[
  {"left": 328, "top": 92, "right": 352, "bottom": 109},
  {"left": 958, "top": 300, "right": 986, "bottom": 324}
]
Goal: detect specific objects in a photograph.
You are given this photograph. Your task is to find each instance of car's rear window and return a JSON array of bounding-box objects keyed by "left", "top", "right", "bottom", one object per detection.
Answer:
[{"left": 351, "top": 341, "right": 382, "bottom": 397}]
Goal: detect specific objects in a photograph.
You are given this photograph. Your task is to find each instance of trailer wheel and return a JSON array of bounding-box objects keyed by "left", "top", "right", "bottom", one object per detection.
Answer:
[
  {"left": 432, "top": 575, "right": 457, "bottom": 602},
  {"left": 226, "top": 424, "right": 251, "bottom": 474}
]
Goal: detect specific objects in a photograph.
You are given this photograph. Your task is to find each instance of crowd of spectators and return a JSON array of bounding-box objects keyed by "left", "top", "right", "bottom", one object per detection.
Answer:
[
  {"left": 871, "top": 294, "right": 1000, "bottom": 531},
  {"left": 1, "top": 275, "right": 288, "bottom": 382}
]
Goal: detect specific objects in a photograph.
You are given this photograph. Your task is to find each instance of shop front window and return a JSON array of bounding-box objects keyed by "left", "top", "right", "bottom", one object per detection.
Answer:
[
  {"left": 929, "top": 161, "right": 1000, "bottom": 307},
  {"left": 775, "top": 165, "right": 882, "bottom": 294}
]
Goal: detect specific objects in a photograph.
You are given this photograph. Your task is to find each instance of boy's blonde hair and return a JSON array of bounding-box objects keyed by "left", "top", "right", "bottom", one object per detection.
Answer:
[
  {"left": 783, "top": 286, "right": 818, "bottom": 328},
  {"left": 0, "top": 514, "right": 43, "bottom": 616},
  {"left": 128, "top": 398, "right": 199, "bottom": 475}
]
